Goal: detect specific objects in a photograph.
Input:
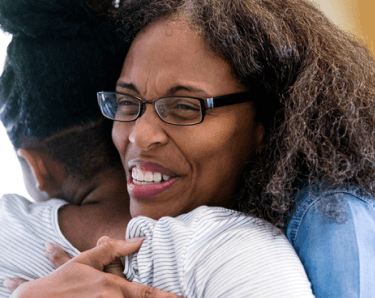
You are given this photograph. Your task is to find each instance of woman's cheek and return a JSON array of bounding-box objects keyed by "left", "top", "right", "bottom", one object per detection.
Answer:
[{"left": 112, "top": 123, "right": 130, "bottom": 158}]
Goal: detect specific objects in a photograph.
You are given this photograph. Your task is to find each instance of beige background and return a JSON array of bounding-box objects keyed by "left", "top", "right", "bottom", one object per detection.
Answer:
[{"left": 311, "top": 0, "right": 375, "bottom": 52}]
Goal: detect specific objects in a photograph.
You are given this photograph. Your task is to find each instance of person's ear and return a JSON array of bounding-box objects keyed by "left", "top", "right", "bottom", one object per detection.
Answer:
[
  {"left": 17, "top": 149, "right": 50, "bottom": 191},
  {"left": 255, "top": 123, "right": 265, "bottom": 154}
]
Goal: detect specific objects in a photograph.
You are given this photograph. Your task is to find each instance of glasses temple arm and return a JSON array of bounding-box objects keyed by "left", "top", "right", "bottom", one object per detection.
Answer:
[{"left": 204, "top": 92, "right": 252, "bottom": 109}]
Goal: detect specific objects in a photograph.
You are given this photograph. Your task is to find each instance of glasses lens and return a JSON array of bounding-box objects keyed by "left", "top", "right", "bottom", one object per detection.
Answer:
[
  {"left": 155, "top": 97, "right": 202, "bottom": 125},
  {"left": 114, "top": 93, "right": 141, "bottom": 121},
  {"left": 98, "top": 92, "right": 116, "bottom": 119},
  {"left": 99, "top": 93, "right": 141, "bottom": 121}
]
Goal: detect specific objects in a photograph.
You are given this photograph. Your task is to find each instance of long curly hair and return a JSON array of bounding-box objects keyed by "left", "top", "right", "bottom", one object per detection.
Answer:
[{"left": 117, "top": 0, "right": 375, "bottom": 226}]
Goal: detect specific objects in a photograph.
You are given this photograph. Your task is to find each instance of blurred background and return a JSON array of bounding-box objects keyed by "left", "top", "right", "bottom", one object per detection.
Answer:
[{"left": 0, "top": 0, "right": 374, "bottom": 200}]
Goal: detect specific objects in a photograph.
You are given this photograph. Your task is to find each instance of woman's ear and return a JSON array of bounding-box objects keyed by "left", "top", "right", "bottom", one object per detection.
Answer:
[
  {"left": 17, "top": 149, "right": 50, "bottom": 191},
  {"left": 255, "top": 123, "right": 265, "bottom": 154}
]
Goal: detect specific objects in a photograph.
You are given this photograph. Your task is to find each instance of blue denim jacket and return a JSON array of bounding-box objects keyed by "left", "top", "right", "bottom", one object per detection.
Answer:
[{"left": 284, "top": 185, "right": 375, "bottom": 298}]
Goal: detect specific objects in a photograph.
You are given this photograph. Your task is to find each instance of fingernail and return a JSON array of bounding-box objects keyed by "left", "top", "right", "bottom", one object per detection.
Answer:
[
  {"left": 97, "top": 236, "right": 110, "bottom": 246},
  {"left": 3, "top": 279, "right": 9, "bottom": 288},
  {"left": 44, "top": 242, "right": 55, "bottom": 254},
  {"left": 44, "top": 242, "right": 53, "bottom": 253},
  {"left": 4, "top": 279, "right": 17, "bottom": 292},
  {"left": 127, "top": 236, "right": 146, "bottom": 242}
]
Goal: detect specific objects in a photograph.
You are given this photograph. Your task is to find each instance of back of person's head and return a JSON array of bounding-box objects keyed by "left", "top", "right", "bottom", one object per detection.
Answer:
[
  {"left": 0, "top": 0, "right": 126, "bottom": 148},
  {"left": 118, "top": 0, "right": 375, "bottom": 225},
  {"left": 0, "top": 0, "right": 127, "bottom": 201},
  {"left": 26, "top": 118, "right": 120, "bottom": 182},
  {"left": 18, "top": 117, "right": 124, "bottom": 202}
]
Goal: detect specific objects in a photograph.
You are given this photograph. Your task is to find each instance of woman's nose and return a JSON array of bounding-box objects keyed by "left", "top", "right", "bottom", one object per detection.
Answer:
[{"left": 128, "top": 105, "right": 168, "bottom": 150}]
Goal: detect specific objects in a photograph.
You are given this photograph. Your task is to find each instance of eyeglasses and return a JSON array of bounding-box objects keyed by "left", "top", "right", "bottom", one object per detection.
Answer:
[{"left": 97, "top": 91, "right": 252, "bottom": 126}]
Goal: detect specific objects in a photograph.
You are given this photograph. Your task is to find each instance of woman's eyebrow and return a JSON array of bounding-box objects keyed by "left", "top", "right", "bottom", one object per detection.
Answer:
[
  {"left": 167, "top": 85, "right": 207, "bottom": 96},
  {"left": 116, "top": 82, "right": 139, "bottom": 93},
  {"left": 116, "top": 83, "right": 207, "bottom": 96}
]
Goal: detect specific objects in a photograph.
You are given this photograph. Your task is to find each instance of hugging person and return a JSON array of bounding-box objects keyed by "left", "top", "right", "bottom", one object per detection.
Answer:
[
  {"left": 3, "top": 0, "right": 375, "bottom": 297},
  {"left": 0, "top": 0, "right": 133, "bottom": 296}
]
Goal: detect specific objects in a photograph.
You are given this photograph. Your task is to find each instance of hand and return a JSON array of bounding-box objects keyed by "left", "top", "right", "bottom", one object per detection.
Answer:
[
  {"left": 8, "top": 237, "right": 183, "bottom": 298},
  {"left": 44, "top": 238, "right": 125, "bottom": 276},
  {"left": 5, "top": 238, "right": 124, "bottom": 292},
  {"left": 4, "top": 242, "right": 73, "bottom": 292}
]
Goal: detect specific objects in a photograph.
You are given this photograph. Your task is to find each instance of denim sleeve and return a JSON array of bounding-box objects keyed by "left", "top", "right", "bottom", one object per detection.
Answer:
[{"left": 285, "top": 187, "right": 375, "bottom": 298}]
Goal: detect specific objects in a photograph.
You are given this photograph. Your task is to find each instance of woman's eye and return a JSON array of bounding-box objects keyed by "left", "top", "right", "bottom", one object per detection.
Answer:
[
  {"left": 116, "top": 97, "right": 137, "bottom": 106},
  {"left": 160, "top": 98, "right": 201, "bottom": 122},
  {"left": 116, "top": 96, "right": 139, "bottom": 115},
  {"left": 171, "top": 100, "right": 200, "bottom": 111},
  {"left": 175, "top": 104, "right": 198, "bottom": 111}
]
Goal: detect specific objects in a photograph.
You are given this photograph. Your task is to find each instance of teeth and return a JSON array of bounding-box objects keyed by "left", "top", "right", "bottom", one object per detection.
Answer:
[
  {"left": 154, "top": 173, "right": 162, "bottom": 182},
  {"left": 144, "top": 172, "right": 153, "bottom": 182},
  {"left": 131, "top": 168, "right": 172, "bottom": 184},
  {"left": 137, "top": 170, "right": 144, "bottom": 181},
  {"left": 132, "top": 168, "right": 137, "bottom": 179}
]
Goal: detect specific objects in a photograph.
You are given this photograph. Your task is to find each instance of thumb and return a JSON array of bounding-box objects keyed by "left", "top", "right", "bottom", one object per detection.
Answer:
[
  {"left": 104, "top": 258, "right": 125, "bottom": 277},
  {"left": 73, "top": 236, "right": 144, "bottom": 271},
  {"left": 45, "top": 242, "right": 71, "bottom": 268},
  {"left": 4, "top": 278, "right": 27, "bottom": 293},
  {"left": 97, "top": 237, "right": 125, "bottom": 277}
]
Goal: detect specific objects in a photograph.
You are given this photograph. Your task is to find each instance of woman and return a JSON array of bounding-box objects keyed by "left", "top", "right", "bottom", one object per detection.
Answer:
[
  {"left": 8, "top": 10, "right": 314, "bottom": 297},
  {"left": 8, "top": 0, "right": 375, "bottom": 297},
  {"left": 110, "top": 0, "right": 375, "bottom": 296}
]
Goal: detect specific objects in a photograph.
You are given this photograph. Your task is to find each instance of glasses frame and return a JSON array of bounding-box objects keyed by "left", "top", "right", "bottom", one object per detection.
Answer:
[{"left": 97, "top": 91, "right": 252, "bottom": 126}]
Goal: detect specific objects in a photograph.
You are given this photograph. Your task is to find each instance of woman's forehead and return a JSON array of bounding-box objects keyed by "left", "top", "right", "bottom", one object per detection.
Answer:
[{"left": 120, "top": 16, "right": 242, "bottom": 98}]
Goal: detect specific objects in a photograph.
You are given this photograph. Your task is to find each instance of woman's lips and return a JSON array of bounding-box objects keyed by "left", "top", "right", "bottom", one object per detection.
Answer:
[
  {"left": 128, "top": 176, "right": 179, "bottom": 200},
  {"left": 127, "top": 160, "right": 177, "bottom": 176},
  {"left": 127, "top": 160, "right": 180, "bottom": 200}
]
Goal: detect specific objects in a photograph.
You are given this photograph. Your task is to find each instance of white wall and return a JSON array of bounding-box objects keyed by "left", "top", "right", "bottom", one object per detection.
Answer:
[{"left": 0, "top": 32, "right": 29, "bottom": 199}]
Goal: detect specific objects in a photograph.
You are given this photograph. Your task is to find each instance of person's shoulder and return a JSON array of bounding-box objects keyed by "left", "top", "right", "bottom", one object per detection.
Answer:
[
  {"left": 286, "top": 184, "right": 375, "bottom": 297},
  {"left": 183, "top": 207, "right": 314, "bottom": 298},
  {"left": 170, "top": 207, "right": 299, "bottom": 273},
  {"left": 286, "top": 183, "right": 375, "bottom": 243},
  {"left": 125, "top": 206, "right": 313, "bottom": 297},
  {"left": 0, "top": 192, "right": 32, "bottom": 207},
  {"left": 0, "top": 193, "right": 71, "bottom": 249},
  {"left": 294, "top": 183, "right": 374, "bottom": 207},
  {"left": 182, "top": 205, "right": 290, "bottom": 249},
  {"left": 127, "top": 205, "right": 259, "bottom": 235},
  {"left": 291, "top": 183, "right": 374, "bottom": 223},
  {"left": 179, "top": 205, "right": 279, "bottom": 241},
  {"left": 0, "top": 193, "right": 68, "bottom": 218}
]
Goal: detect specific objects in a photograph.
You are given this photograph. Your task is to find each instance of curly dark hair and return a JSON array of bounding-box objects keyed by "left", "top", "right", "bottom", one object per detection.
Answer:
[
  {"left": 0, "top": 0, "right": 127, "bottom": 148},
  {"left": 117, "top": 0, "right": 375, "bottom": 226}
]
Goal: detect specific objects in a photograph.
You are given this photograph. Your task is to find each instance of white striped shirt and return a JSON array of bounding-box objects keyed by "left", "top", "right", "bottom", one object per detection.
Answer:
[
  {"left": 0, "top": 195, "right": 314, "bottom": 297},
  {"left": 0, "top": 194, "right": 80, "bottom": 298},
  {"left": 124, "top": 206, "right": 315, "bottom": 298}
]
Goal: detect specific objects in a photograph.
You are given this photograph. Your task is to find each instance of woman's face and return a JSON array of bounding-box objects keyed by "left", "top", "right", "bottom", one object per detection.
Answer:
[{"left": 113, "top": 17, "right": 264, "bottom": 219}]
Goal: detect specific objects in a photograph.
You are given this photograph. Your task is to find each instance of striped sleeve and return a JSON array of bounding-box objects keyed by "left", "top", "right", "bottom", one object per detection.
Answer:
[
  {"left": 0, "top": 194, "right": 80, "bottom": 298},
  {"left": 124, "top": 206, "right": 314, "bottom": 298}
]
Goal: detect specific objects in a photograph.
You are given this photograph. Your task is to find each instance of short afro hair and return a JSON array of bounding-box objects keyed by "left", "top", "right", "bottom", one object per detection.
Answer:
[{"left": 0, "top": 0, "right": 127, "bottom": 148}]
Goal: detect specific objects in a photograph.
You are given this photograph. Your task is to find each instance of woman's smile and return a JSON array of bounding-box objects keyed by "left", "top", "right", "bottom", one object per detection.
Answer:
[{"left": 127, "top": 160, "right": 180, "bottom": 199}]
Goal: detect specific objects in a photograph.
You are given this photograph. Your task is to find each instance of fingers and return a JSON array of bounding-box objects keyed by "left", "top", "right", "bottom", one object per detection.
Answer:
[
  {"left": 97, "top": 236, "right": 125, "bottom": 277},
  {"left": 121, "top": 281, "right": 185, "bottom": 298},
  {"left": 104, "top": 258, "right": 125, "bottom": 277},
  {"left": 45, "top": 242, "right": 71, "bottom": 268},
  {"left": 75, "top": 237, "right": 144, "bottom": 271},
  {"left": 96, "top": 236, "right": 111, "bottom": 246},
  {"left": 4, "top": 278, "right": 27, "bottom": 293}
]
